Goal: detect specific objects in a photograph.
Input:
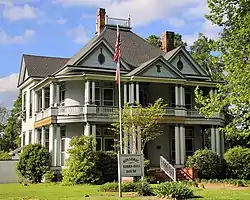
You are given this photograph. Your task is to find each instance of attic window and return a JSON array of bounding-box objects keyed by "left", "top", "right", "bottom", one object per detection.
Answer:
[
  {"left": 98, "top": 48, "right": 105, "bottom": 65},
  {"left": 156, "top": 65, "right": 161, "bottom": 73},
  {"left": 177, "top": 55, "right": 183, "bottom": 70}
]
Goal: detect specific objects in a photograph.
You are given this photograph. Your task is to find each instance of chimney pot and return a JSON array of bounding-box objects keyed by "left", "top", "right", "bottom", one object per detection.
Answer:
[
  {"left": 96, "top": 8, "right": 106, "bottom": 35},
  {"left": 162, "top": 31, "right": 175, "bottom": 53}
]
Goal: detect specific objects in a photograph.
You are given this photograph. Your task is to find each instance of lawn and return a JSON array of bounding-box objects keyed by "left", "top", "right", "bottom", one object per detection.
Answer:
[{"left": 0, "top": 183, "right": 250, "bottom": 200}]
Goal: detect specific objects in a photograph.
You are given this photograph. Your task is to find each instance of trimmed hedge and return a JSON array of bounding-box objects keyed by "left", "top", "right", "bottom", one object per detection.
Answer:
[
  {"left": 186, "top": 149, "right": 221, "bottom": 179},
  {"left": 0, "top": 150, "right": 12, "bottom": 160},
  {"left": 224, "top": 146, "right": 250, "bottom": 179}
]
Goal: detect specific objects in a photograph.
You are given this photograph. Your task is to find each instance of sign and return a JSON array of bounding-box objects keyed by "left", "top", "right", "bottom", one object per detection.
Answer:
[{"left": 120, "top": 154, "right": 144, "bottom": 177}]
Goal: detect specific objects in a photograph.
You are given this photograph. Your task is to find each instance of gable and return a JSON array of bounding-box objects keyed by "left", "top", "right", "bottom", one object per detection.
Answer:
[
  {"left": 77, "top": 43, "right": 127, "bottom": 71},
  {"left": 18, "top": 58, "right": 27, "bottom": 86},
  {"left": 171, "top": 52, "right": 201, "bottom": 75},
  {"left": 140, "top": 60, "right": 183, "bottom": 79}
]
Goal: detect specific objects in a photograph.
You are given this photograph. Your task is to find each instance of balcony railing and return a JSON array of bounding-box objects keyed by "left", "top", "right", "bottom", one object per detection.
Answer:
[
  {"left": 96, "top": 106, "right": 118, "bottom": 115},
  {"left": 58, "top": 106, "right": 84, "bottom": 116}
]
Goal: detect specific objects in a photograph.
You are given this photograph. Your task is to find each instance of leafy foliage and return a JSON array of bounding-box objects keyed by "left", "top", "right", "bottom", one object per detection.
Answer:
[
  {"left": 224, "top": 146, "right": 250, "bottom": 179},
  {"left": 43, "top": 170, "right": 56, "bottom": 183},
  {"left": 154, "top": 181, "right": 193, "bottom": 199},
  {"left": 186, "top": 149, "right": 221, "bottom": 179},
  {"left": 136, "top": 181, "right": 154, "bottom": 196},
  {"left": 0, "top": 150, "right": 12, "bottom": 160},
  {"left": 17, "top": 144, "right": 50, "bottom": 183},
  {"left": 62, "top": 136, "right": 99, "bottom": 185}
]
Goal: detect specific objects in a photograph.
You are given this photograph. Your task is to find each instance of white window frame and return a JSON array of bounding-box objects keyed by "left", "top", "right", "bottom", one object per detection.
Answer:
[
  {"left": 60, "top": 125, "right": 66, "bottom": 166},
  {"left": 45, "top": 128, "right": 49, "bottom": 150},
  {"left": 59, "top": 83, "right": 66, "bottom": 106}
]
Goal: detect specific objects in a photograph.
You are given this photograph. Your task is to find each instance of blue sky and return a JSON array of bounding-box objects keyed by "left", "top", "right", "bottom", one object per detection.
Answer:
[{"left": 0, "top": 0, "right": 220, "bottom": 108}]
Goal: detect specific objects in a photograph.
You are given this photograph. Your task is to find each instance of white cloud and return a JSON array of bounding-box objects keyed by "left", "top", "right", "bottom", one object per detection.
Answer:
[
  {"left": 54, "top": 0, "right": 112, "bottom": 7},
  {"left": 3, "top": 4, "right": 37, "bottom": 21},
  {"left": 0, "top": 29, "right": 36, "bottom": 44},
  {"left": 0, "top": 73, "right": 18, "bottom": 93},
  {"left": 185, "top": 2, "right": 209, "bottom": 19},
  {"left": 168, "top": 18, "right": 185, "bottom": 28},
  {"left": 67, "top": 24, "right": 89, "bottom": 44}
]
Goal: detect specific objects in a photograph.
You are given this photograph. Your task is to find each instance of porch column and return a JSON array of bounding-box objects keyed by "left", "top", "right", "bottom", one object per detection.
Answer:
[
  {"left": 54, "top": 126, "right": 61, "bottom": 166},
  {"left": 41, "top": 127, "right": 45, "bottom": 147},
  {"left": 34, "top": 91, "right": 38, "bottom": 113},
  {"left": 136, "top": 82, "right": 140, "bottom": 103},
  {"left": 85, "top": 80, "right": 90, "bottom": 105},
  {"left": 49, "top": 124, "right": 55, "bottom": 166},
  {"left": 221, "top": 132, "right": 225, "bottom": 157},
  {"left": 55, "top": 84, "right": 60, "bottom": 106},
  {"left": 175, "top": 85, "right": 180, "bottom": 107},
  {"left": 180, "top": 124, "right": 186, "bottom": 165},
  {"left": 216, "top": 126, "right": 221, "bottom": 156},
  {"left": 50, "top": 82, "right": 55, "bottom": 107},
  {"left": 130, "top": 83, "right": 135, "bottom": 105},
  {"left": 124, "top": 83, "right": 127, "bottom": 104},
  {"left": 92, "top": 81, "right": 95, "bottom": 104},
  {"left": 180, "top": 86, "right": 185, "bottom": 107},
  {"left": 175, "top": 124, "right": 181, "bottom": 165},
  {"left": 211, "top": 126, "right": 216, "bottom": 153},
  {"left": 92, "top": 124, "right": 96, "bottom": 151},
  {"left": 137, "top": 127, "right": 142, "bottom": 154},
  {"left": 34, "top": 129, "right": 38, "bottom": 143},
  {"left": 84, "top": 123, "right": 91, "bottom": 136},
  {"left": 124, "top": 131, "right": 128, "bottom": 154},
  {"left": 41, "top": 88, "right": 45, "bottom": 110}
]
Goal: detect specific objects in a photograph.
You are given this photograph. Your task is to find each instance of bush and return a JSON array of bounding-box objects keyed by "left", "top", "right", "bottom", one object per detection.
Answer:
[
  {"left": 62, "top": 136, "right": 100, "bottom": 185},
  {"left": 136, "top": 181, "right": 154, "bottom": 196},
  {"left": 43, "top": 170, "right": 55, "bottom": 183},
  {"left": 122, "top": 182, "right": 137, "bottom": 192},
  {"left": 154, "top": 181, "right": 193, "bottom": 199},
  {"left": 186, "top": 149, "right": 221, "bottom": 179},
  {"left": 224, "top": 146, "right": 250, "bottom": 179},
  {"left": 99, "top": 182, "right": 118, "bottom": 192},
  {"left": 0, "top": 150, "right": 12, "bottom": 160},
  {"left": 96, "top": 151, "right": 118, "bottom": 184},
  {"left": 17, "top": 144, "right": 50, "bottom": 183}
]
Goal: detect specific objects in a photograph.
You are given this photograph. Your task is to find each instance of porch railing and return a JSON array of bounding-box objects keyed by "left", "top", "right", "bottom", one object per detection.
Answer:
[
  {"left": 58, "top": 106, "right": 84, "bottom": 116},
  {"left": 160, "top": 156, "right": 176, "bottom": 181},
  {"left": 96, "top": 106, "right": 118, "bottom": 114},
  {"left": 164, "top": 107, "right": 176, "bottom": 116}
]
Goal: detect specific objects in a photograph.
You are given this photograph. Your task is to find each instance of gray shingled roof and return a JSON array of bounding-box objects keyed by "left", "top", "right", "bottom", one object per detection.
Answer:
[
  {"left": 66, "top": 25, "right": 165, "bottom": 68},
  {"left": 23, "top": 54, "right": 69, "bottom": 78}
]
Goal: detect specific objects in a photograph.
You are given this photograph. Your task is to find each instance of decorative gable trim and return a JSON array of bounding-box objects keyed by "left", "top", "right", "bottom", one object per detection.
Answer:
[{"left": 18, "top": 57, "right": 27, "bottom": 87}]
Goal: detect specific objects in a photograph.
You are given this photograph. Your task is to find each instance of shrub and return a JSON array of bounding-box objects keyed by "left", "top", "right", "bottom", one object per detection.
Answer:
[
  {"left": 99, "top": 182, "right": 118, "bottom": 192},
  {"left": 43, "top": 170, "right": 55, "bottom": 183},
  {"left": 136, "top": 181, "right": 154, "bottom": 196},
  {"left": 62, "top": 136, "right": 99, "bottom": 185},
  {"left": 186, "top": 149, "right": 221, "bottom": 179},
  {"left": 224, "top": 146, "right": 250, "bottom": 179},
  {"left": 0, "top": 150, "right": 12, "bottom": 160},
  {"left": 122, "top": 182, "right": 137, "bottom": 192},
  {"left": 154, "top": 181, "right": 193, "bottom": 199},
  {"left": 96, "top": 151, "right": 118, "bottom": 184},
  {"left": 17, "top": 144, "right": 50, "bottom": 183},
  {"left": 144, "top": 159, "right": 150, "bottom": 176}
]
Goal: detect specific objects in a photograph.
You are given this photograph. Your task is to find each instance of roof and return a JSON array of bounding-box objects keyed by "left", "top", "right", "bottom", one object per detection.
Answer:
[
  {"left": 23, "top": 54, "right": 69, "bottom": 78},
  {"left": 164, "top": 46, "right": 182, "bottom": 60},
  {"left": 66, "top": 25, "right": 165, "bottom": 68}
]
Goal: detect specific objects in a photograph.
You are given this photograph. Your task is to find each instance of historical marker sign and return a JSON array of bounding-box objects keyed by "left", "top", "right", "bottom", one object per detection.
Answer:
[{"left": 120, "top": 154, "right": 144, "bottom": 177}]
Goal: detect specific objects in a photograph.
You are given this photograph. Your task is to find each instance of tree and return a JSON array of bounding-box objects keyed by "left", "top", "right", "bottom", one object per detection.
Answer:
[
  {"left": 146, "top": 33, "right": 187, "bottom": 49},
  {"left": 1, "top": 93, "right": 22, "bottom": 151},
  {"left": 195, "top": 0, "right": 250, "bottom": 144},
  {"left": 190, "top": 33, "right": 223, "bottom": 81},
  {"left": 111, "top": 99, "right": 166, "bottom": 153}
]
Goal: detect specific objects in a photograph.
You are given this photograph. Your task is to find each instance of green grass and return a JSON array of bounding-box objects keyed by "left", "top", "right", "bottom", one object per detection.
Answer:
[{"left": 0, "top": 183, "right": 250, "bottom": 200}]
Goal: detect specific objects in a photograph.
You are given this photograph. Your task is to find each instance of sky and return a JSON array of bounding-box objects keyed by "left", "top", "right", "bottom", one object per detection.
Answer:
[{"left": 0, "top": 0, "right": 220, "bottom": 108}]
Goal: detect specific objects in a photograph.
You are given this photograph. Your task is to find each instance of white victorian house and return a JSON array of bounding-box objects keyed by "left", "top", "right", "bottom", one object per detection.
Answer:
[{"left": 18, "top": 8, "right": 225, "bottom": 180}]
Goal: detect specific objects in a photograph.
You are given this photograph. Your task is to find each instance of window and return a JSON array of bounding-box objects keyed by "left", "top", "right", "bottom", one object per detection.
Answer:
[
  {"left": 185, "top": 128, "right": 194, "bottom": 157},
  {"left": 23, "top": 92, "right": 27, "bottom": 111},
  {"left": 29, "top": 91, "right": 33, "bottom": 118},
  {"left": 29, "top": 130, "right": 32, "bottom": 144},
  {"left": 170, "top": 127, "right": 175, "bottom": 163},
  {"left": 91, "top": 82, "right": 114, "bottom": 106},
  {"left": 61, "top": 126, "right": 66, "bottom": 166},
  {"left": 95, "top": 87, "right": 101, "bottom": 105},
  {"left": 38, "top": 130, "right": 41, "bottom": 144},
  {"left": 59, "top": 83, "right": 66, "bottom": 104},
  {"left": 44, "top": 88, "right": 50, "bottom": 109},
  {"left": 95, "top": 125, "right": 116, "bottom": 152},
  {"left": 103, "top": 88, "right": 114, "bottom": 106},
  {"left": 185, "top": 87, "right": 193, "bottom": 109},
  {"left": 38, "top": 92, "right": 42, "bottom": 111},
  {"left": 104, "top": 138, "right": 115, "bottom": 151},
  {"left": 170, "top": 86, "right": 176, "bottom": 107},
  {"left": 45, "top": 128, "right": 49, "bottom": 150},
  {"left": 23, "top": 132, "right": 26, "bottom": 146},
  {"left": 156, "top": 65, "right": 161, "bottom": 73},
  {"left": 96, "top": 138, "right": 102, "bottom": 151}
]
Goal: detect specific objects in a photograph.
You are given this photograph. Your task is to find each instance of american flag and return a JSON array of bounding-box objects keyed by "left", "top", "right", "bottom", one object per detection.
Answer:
[{"left": 114, "top": 25, "right": 120, "bottom": 84}]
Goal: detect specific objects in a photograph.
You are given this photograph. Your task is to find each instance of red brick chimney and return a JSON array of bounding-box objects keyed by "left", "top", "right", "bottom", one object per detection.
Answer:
[
  {"left": 162, "top": 31, "right": 175, "bottom": 53},
  {"left": 96, "top": 8, "right": 106, "bottom": 35}
]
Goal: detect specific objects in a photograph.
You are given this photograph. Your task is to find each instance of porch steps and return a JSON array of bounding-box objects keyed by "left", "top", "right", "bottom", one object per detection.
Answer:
[{"left": 148, "top": 168, "right": 196, "bottom": 182}]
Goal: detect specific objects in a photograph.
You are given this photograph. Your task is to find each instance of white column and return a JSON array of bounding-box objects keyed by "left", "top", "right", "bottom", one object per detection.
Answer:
[
  {"left": 34, "top": 91, "right": 38, "bottom": 113},
  {"left": 130, "top": 83, "right": 135, "bottom": 105},
  {"left": 92, "top": 81, "right": 95, "bottom": 104},
  {"left": 49, "top": 124, "right": 55, "bottom": 166},
  {"left": 124, "top": 83, "right": 127, "bottom": 104},
  {"left": 136, "top": 82, "right": 139, "bottom": 103},
  {"left": 175, "top": 124, "right": 181, "bottom": 165},
  {"left": 54, "top": 126, "right": 61, "bottom": 166},
  {"left": 124, "top": 131, "right": 128, "bottom": 154},
  {"left": 180, "top": 125, "right": 185, "bottom": 165},
  {"left": 180, "top": 86, "right": 185, "bottom": 107},
  {"left": 21, "top": 133, "right": 24, "bottom": 147},
  {"left": 50, "top": 82, "right": 55, "bottom": 107},
  {"left": 84, "top": 123, "right": 91, "bottom": 136},
  {"left": 41, "top": 88, "right": 45, "bottom": 110},
  {"left": 221, "top": 132, "right": 225, "bottom": 157},
  {"left": 211, "top": 126, "right": 216, "bottom": 153},
  {"left": 175, "top": 85, "right": 180, "bottom": 107},
  {"left": 34, "top": 129, "right": 38, "bottom": 144},
  {"left": 56, "top": 84, "right": 60, "bottom": 106},
  {"left": 216, "top": 127, "right": 221, "bottom": 156},
  {"left": 85, "top": 80, "right": 90, "bottom": 105},
  {"left": 92, "top": 124, "right": 96, "bottom": 151},
  {"left": 129, "top": 133, "right": 133, "bottom": 154},
  {"left": 41, "top": 127, "right": 45, "bottom": 147},
  {"left": 137, "top": 127, "right": 142, "bottom": 154}
]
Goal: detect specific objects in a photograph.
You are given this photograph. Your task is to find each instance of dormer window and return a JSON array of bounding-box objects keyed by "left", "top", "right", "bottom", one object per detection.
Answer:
[{"left": 156, "top": 65, "right": 162, "bottom": 73}]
